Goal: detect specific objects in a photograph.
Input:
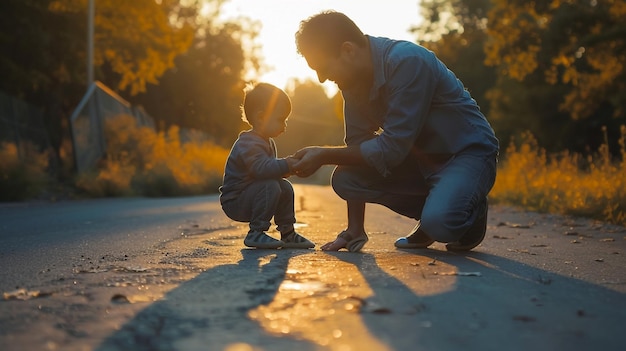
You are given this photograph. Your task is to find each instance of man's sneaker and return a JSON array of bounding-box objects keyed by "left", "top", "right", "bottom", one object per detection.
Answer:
[
  {"left": 244, "top": 231, "right": 283, "bottom": 249},
  {"left": 281, "top": 231, "right": 315, "bottom": 249},
  {"left": 446, "top": 198, "right": 488, "bottom": 252},
  {"left": 394, "top": 220, "right": 435, "bottom": 249}
]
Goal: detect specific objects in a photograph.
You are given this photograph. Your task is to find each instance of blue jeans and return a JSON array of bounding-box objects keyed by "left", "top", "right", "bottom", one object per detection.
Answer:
[
  {"left": 331, "top": 152, "right": 497, "bottom": 243},
  {"left": 221, "top": 179, "right": 296, "bottom": 234}
]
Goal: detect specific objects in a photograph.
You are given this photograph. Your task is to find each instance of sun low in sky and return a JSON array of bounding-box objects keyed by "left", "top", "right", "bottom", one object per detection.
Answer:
[{"left": 217, "top": 0, "right": 423, "bottom": 92}]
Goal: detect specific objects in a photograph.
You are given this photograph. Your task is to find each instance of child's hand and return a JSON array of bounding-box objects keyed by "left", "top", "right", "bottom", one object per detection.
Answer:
[
  {"left": 284, "top": 156, "right": 299, "bottom": 177},
  {"left": 290, "top": 146, "right": 323, "bottom": 177}
]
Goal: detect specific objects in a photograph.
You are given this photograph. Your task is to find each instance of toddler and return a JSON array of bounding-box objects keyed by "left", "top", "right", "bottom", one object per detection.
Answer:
[{"left": 219, "top": 83, "right": 315, "bottom": 249}]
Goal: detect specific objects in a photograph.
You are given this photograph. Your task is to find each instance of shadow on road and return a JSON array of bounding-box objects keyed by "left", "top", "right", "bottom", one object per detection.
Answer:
[
  {"left": 95, "top": 244, "right": 626, "bottom": 351},
  {"left": 96, "top": 249, "right": 317, "bottom": 351},
  {"left": 328, "top": 249, "right": 626, "bottom": 351}
]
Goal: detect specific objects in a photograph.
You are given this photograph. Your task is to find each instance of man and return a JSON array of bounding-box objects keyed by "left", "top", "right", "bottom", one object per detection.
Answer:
[{"left": 292, "top": 11, "right": 499, "bottom": 252}]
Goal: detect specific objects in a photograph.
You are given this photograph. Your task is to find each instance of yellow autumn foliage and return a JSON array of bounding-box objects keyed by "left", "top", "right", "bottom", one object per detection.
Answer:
[
  {"left": 490, "top": 125, "right": 626, "bottom": 226},
  {"left": 75, "top": 115, "right": 229, "bottom": 197},
  {"left": 49, "top": 0, "right": 194, "bottom": 95},
  {"left": 485, "top": 0, "right": 625, "bottom": 120}
]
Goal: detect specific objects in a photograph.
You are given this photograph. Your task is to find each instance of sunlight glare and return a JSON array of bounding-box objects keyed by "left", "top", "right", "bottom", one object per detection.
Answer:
[{"left": 218, "top": 0, "right": 423, "bottom": 94}]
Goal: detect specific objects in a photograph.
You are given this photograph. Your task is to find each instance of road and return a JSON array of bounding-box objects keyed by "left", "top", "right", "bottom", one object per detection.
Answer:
[
  {"left": 1, "top": 184, "right": 625, "bottom": 351},
  {"left": 0, "top": 195, "right": 230, "bottom": 291}
]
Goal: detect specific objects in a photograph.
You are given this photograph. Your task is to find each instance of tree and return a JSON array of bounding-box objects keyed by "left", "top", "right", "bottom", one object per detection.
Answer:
[
  {"left": 412, "top": 0, "right": 496, "bottom": 132},
  {"left": 485, "top": 0, "right": 626, "bottom": 152},
  {"left": 0, "top": 0, "right": 259, "bottom": 173},
  {"left": 274, "top": 79, "right": 344, "bottom": 157},
  {"left": 49, "top": 0, "right": 196, "bottom": 96},
  {"left": 1, "top": 0, "right": 91, "bottom": 173},
  {"left": 413, "top": 0, "right": 495, "bottom": 118},
  {"left": 0, "top": 0, "right": 56, "bottom": 98},
  {"left": 413, "top": 0, "right": 492, "bottom": 41},
  {"left": 0, "top": 0, "right": 198, "bottom": 173},
  {"left": 129, "top": 19, "right": 257, "bottom": 147}
]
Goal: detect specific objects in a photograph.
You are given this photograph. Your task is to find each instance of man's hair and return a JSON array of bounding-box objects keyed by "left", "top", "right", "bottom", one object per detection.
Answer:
[
  {"left": 241, "top": 82, "right": 291, "bottom": 126},
  {"left": 295, "top": 10, "right": 366, "bottom": 58}
]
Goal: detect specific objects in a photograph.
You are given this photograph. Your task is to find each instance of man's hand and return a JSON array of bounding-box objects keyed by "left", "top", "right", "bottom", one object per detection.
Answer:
[
  {"left": 291, "top": 145, "right": 363, "bottom": 177},
  {"left": 292, "top": 146, "right": 325, "bottom": 177}
]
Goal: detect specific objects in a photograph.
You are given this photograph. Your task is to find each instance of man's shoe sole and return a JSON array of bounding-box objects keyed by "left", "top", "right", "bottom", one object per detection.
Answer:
[
  {"left": 394, "top": 221, "right": 434, "bottom": 249},
  {"left": 394, "top": 237, "right": 434, "bottom": 249}
]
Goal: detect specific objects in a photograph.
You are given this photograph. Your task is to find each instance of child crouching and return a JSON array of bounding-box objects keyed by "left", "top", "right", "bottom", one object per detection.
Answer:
[{"left": 219, "top": 83, "right": 314, "bottom": 249}]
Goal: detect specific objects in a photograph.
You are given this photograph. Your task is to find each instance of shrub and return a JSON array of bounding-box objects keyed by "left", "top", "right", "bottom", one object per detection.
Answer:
[
  {"left": 75, "top": 115, "right": 229, "bottom": 197},
  {"left": 491, "top": 125, "right": 626, "bottom": 226},
  {"left": 0, "top": 142, "right": 50, "bottom": 201}
]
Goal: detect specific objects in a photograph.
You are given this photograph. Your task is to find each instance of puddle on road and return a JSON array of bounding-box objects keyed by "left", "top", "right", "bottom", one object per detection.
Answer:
[
  {"left": 248, "top": 254, "right": 390, "bottom": 350},
  {"left": 248, "top": 251, "right": 463, "bottom": 350},
  {"left": 279, "top": 268, "right": 329, "bottom": 294},
  {"left": 279, "top": 279, "right": 328, "bottom": 293}
]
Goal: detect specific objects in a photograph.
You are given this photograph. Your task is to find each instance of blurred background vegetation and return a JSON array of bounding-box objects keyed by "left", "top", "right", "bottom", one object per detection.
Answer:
[{"left": 0, "top": 0, "right": 624, "bottom": 225}]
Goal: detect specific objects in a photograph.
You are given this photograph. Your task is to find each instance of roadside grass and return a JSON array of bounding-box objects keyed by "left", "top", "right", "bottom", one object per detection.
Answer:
[
  {"left": 490, "top": 125, "right": 626, "bottom": 226},
  {"left": 74, "top": 114, "right": 228, "bottom": 197}
]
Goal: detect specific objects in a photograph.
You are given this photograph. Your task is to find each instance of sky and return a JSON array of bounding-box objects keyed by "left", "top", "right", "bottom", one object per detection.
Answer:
[{"left": 217, "top": 0, "right": 423, "bottom": 92}]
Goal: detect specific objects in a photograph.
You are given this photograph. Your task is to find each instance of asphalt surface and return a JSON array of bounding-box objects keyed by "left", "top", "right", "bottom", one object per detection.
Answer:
[{"left": 1, "top": 184, "right": 625, "bottom": 351}]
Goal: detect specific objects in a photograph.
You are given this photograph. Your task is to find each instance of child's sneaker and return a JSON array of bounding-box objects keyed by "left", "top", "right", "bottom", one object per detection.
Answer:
[
  {"left": 281, "top": 231, "right": 315, "bottom": 249},
  {"left": 244, "top": 231, "right": 283, "bottom": 249}
]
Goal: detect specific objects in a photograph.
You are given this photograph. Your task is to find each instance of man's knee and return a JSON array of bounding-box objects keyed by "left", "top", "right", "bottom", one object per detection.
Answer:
[
  {"left": 420, "top": 211, "right": 465, "bottom": 243},
  {"left": 331, "top": 166, "right": 362, "bottom": 200}
]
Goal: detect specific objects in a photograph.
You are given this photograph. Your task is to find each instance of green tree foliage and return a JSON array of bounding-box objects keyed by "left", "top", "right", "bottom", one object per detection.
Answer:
[
  {"left": 1, "top": 0, "right": 197, "bottom": 98},
  {"left": 49, "top": 0, "right": 195, "bottom": 96},
  {"left": 0, "top": 0, "right": 62, "bottom": 98},
  {"left": 128, "top": 19, "right": 257, "bottom": 147},
  {"left": 412, "top": 0, "right": 496, "bottom": 117},
  {"left": 0, "top": 0, "right": 259, "bottom": 171},
  {"left": 413, "top": 0, "right": 625, "bottom": 154},
  {"left": 0, "top": 0, "right": 89, "bottom": 170},
  {"left": 0, "top": 0, "right": 196, "bottom": 173},
  {"left": 414, "top": 0, "right": 491, "bottom": 41},
  {"left": 485, "top": 0, "right": 626, "bottom": 153},
  {"left": 486, "top": 0, "right": 626, "bottom": 120}
]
